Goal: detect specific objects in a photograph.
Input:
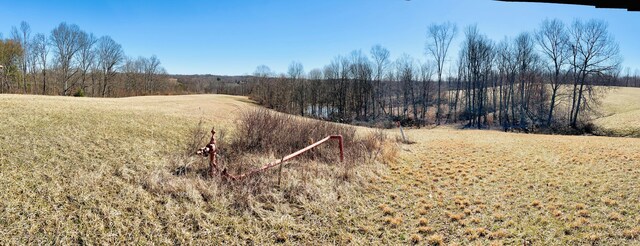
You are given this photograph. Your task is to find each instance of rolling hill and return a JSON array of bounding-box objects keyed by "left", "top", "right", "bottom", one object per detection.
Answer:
[{"left": 1, "top": 90, "right": 639, "bottom": 244}]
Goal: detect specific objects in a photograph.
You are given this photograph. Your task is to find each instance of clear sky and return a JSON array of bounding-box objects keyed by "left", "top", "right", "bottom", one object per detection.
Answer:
[{"left": 1, "top": 0, "right": 638, "bottom": 75}]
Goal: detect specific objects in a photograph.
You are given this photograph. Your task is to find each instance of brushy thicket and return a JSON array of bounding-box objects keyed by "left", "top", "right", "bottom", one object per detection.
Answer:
[
  {"left": 231, "top": 109, "right": 366, "bottom": 161},
  {"left": 173, "top": 108, "right": 397, "bottom": 211}
]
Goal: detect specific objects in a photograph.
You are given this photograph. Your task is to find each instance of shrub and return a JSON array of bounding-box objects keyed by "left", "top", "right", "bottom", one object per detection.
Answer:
[
  {"left": 73, "top": 88, "right": 85, "bottom": 97},
  {"left": 176, "top": 108, "right": 396, "bottom": 211},
  {"left": 230, "top": 108, "right": 384, "bottom": 164}
]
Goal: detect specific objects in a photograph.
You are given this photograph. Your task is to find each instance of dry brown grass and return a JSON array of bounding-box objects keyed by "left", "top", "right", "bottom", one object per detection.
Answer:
[
  {"left": 0, "top": 94, "right": 394, "bottom": 244},
  {"left": 418, "top": 226, "right": 434, "bottom": 234},
  {"left": 410, "top": 233, "right": 422, "bottom": 243},
  {"left": 623, "top": 227, "right": 640, "bottom": 239},
  {"left": 427, "top": 234, "right": 445, "bottom": 245},
  {"left": 228, "top": 108, "right": 375, "bottom": 165},
  {"left": 366, "top": 126, "right": 640, "bottom": 244},
  {"left": 593, "top": 87, "right": 640, "bottom": 137},
  {"left": 2, "top": 92, "right": 640, "bottom": 245}
]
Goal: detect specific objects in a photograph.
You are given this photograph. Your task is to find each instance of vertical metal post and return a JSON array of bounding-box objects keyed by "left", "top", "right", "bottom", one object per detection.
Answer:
[
  {"left": 337, "top": 135, "right": 344, "bottom": 162},
  {"left": 397, "top": 121, "right": 407, "bottom": 143},
  {"left": 209, "top": 153, "right": 215, "bottom": 177},
  {"left": 277, "top": 156, "right": 284, "bottom": 187}
]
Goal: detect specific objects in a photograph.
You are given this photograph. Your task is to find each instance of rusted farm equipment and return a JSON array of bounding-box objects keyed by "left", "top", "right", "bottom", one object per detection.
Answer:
[{"left": 196, "top": 127, "right": 344, "bottom": 181}]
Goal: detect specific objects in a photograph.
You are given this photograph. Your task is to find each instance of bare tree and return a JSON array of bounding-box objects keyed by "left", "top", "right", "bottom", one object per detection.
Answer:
[
  {"left": 426, "top": 22, "right": 457, "bottom": 125},
  {"left": 308, "top": 68, "right": 323, "bottom": 117},
  {"left": 568, "top": 19, "right": 621, "bottom": 128},
  {"left": 623, "top": 67, "right": 631, "bottom": 87},
  {"left": 50, "top": 22, "right": 82, "bottom": 95},
  {"left": 419, "top": 61, "right": 434, "bottom": 123},
  {"left": 287, "top": 61, "right": 304, "bottom": 79},
  {"left": 324, "top": 58, "right": 345, "bottom": 119},
  {"left": 89, "top": 52, "right": 101, "bottom": 96},
  {"left": 122, "top": 56, "right": 146, "bottom": 95},
  {"left": 515, "top": 32, "right": 535, "bottom": 129},
  {"left": 252, "top": 65, "right": 273, "bottom": 106},
  {"left": 495, "top": 38, "right": 517, "bottom": 128},
  {"left": 96, "top": 35, "right": 124, "bottom": 97},
  {"left": 31, "top": 33, "right": 48, "bottom": 94},
  {"left": 10, "top": 21, "right": 31, "bottom": 93},
  {"left": 76, "top": 31, "right": 97, "bottom": 95},
  {"left": 288, "top": 61, "right": 305, "bottom": 115},
  {"left": 461, "top": 25, "right": 494, "bottom": 129},
  {"left": 348, "top": 50, "right": 373, "bottom": 120},
  {"left": 447, "top": 49, "right": 466, "bottom": 123},
  {"left": 370, "top": 45, "right": 390, "bottom": 119},
  {"left": 144, "top": 55, "right": 161, "bottom": 93},
  {"left": 115, "top": 55, "right": 168, "bottom": 96},
  {"left": 535, "top": 19, "right": 570, "bottom": 127},
  {"left": 27, "top": 41, "right": 39, "bottom": 94},
  {"left": 1, "top": 21, "right": 178, "bottom": 97},
  {"left": 395, "top": 54, "right": 416, "bottom": 120}
]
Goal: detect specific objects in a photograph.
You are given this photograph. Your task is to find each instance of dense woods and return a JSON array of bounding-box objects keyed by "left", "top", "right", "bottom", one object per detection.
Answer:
[
  {"left": 0, "top": 21, "right": 173, "bottom": 97},
  {"left": 245, "top": 19, "right": 634, "bottom": 132}
]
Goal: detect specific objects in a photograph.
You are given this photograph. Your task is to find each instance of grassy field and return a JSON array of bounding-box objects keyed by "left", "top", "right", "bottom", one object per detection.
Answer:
[
  {"left": 373, "top": 128, "right": 640, "bottom": 245},
  {"left": 1, "top": 91, "right": 639, "bottom": 245},
  {"left": 593, "top": 87, "right": 640, "bottom": 137},
  {"left": 0, "top": 94, "right": 254, "bottom": 244},
  {"left": 0, "top": 94, "right": 390, "bottom": 244}
]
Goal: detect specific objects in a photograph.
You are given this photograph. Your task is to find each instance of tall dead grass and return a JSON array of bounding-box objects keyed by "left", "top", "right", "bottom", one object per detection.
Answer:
[
  {"left": 157, "top": 108, "right": 396, "bottom": 212},
  {"left": 224, "top": 108, "right": 388, "bottom": 172},
  {"left": 231, "top": 109, "right": 354, "bottom": 159}
]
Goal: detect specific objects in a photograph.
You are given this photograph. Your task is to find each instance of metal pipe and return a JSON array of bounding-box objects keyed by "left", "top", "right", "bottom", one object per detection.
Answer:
[{"left": 213, "top": 134, "right": 345, "bottom": 181}]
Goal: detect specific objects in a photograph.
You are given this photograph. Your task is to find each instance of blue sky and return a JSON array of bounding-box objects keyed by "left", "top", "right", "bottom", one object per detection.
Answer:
[{"left": 1, "top": 0, "right": 638, "bottom": 75}]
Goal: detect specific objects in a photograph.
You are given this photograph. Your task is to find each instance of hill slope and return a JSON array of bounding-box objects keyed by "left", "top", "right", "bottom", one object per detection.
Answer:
[
  {"left": 0, "top": 94, "right": 255, "bottom": 243},
  {"left": 371, "top": 127, "right": 640, "bottom": 244},
  {"left": 0, "top": 94, "right": 385, "bottom": 244},
  {"left": 594, "top": 87, "right": 640, "bottom": 137},
  {"left": 1, "top": 93, "right": 639, "bottom": 244}
]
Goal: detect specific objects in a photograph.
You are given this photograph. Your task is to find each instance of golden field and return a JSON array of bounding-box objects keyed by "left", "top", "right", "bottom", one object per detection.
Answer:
[
  {"left": 0, "top": 89, "right": 639, "bottom": 245},
  {"left": 593, "top": 87, "right": 640, "bottom": 137},
  {"left": 0, "top": 94, "right": 388, "bottom": 244},
  {"left": 372, "top": 127, "right": 640, "bottom": 245}
]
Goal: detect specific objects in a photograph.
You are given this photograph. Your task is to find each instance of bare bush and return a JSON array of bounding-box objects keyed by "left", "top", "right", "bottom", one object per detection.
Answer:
[
  {"left": 229, "top": 108, "right": 365, "bottom": 163},
  {"left": 165, "top": 108, "right": 396, "bottom": 211},
  {"left": 183, "top": 118, "right": 208, "bottom": 157}
]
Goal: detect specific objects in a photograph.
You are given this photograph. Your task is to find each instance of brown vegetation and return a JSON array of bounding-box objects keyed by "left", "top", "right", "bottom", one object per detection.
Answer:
[
  {"left": 0, "top": 94, "right": 398, "bottom": 244},
  {"left": 2, "top": 93, "right": 640, "bottom": 244},
  {"left": 366, "top": 126, "right": 640, "bottom": 244}
]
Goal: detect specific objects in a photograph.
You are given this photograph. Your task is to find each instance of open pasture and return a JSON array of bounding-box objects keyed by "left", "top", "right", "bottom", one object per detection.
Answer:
[{"left": 1, "top": 93, "right": 639, "bottom": 245}]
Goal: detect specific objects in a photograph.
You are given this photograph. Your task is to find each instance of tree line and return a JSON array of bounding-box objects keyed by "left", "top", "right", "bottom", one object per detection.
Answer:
[
  {"left": 2, "top": 19, "right": 636, "bottom": 132},
  {"left": 0, "top": 21, "right": 173, "bottom": 97},
  {"left": 247, "top": 19, "right": 630, "bottom": 131}
]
